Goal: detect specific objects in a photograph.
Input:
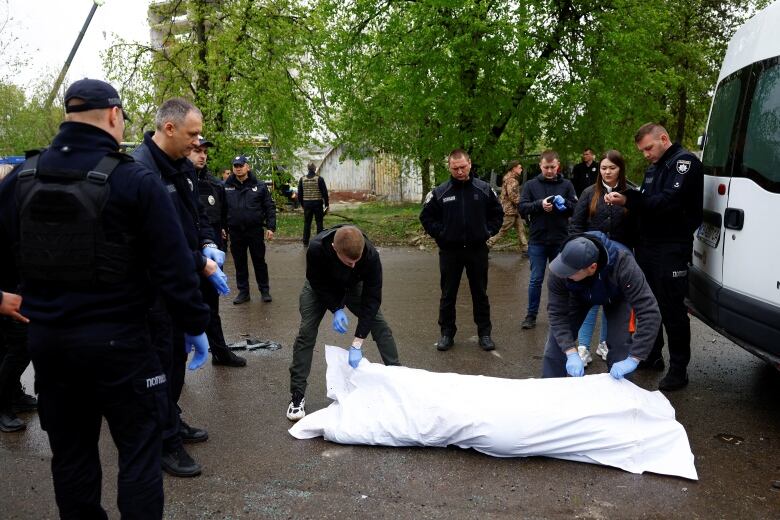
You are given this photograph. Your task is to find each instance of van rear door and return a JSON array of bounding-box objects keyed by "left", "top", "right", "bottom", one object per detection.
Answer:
[{"left": 691, "top": 67, "right": 748, "bottom": 325}]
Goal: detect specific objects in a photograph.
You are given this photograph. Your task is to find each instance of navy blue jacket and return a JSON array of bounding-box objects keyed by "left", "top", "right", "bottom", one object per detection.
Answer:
[
  {"left": 224, "top": 173, "right": 277, "bottom": 232},
  {"left": 419, "top": 176, "right": 503, "bottom": 250},
  {"left": 196, "top": 166, "right": 227, "bottom": 232},
  {"left": 625, "top": 143, "right": 703, "bottom": 245},
  {"left": 132, "top": 132, "right": 216, "bottom": 272},
  {"left": 519, "top": 173, "right": 577, "bottom": 246},
  {"left": 0, "top": 122, "right": 209, "bottom": 340},
  {"left": 306, "top": 226, "right": 382, "bottom": 339}
]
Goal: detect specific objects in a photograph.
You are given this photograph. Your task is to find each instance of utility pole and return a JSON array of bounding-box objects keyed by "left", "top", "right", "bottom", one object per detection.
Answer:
[{"left": 44, "top": 0, "right": 105, "bottom": 110}]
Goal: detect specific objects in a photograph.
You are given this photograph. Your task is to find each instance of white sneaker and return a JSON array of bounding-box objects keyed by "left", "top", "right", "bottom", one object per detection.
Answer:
[
  {"left": 286, "top": 393, "right": 306, "bottom": 421},
  {"left": 596, "top": 341, "right": 609, "bottom": 361},
  {"left": 577, "top": 345, "right": 592, "bottom": 366}
]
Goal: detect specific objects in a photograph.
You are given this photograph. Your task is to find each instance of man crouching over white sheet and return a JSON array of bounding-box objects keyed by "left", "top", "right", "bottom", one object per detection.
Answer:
[{"left": 543, "top": 232, "right": 661, "bottom": 379}]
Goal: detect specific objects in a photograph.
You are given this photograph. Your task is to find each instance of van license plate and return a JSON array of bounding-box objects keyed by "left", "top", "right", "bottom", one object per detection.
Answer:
[{"left": 696, "top": 222, "right": 720, "bottom": 248}]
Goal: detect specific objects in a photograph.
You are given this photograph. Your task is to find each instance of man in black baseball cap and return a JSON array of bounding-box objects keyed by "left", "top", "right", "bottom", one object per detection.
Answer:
[
  {"left": 64, "top": 78, "right": 130, "bottom": 121},
  {"left": 542, "top": 232, "right": 661, "bottom": 381}
]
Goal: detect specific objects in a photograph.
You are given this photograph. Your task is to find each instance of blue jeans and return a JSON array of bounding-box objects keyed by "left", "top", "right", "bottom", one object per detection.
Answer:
[
  {"left": 577, "top": 305, "right": 608, "bottom": 348},
  {"left": 527, "top": 243, "right": 561, "bottom": 317}
]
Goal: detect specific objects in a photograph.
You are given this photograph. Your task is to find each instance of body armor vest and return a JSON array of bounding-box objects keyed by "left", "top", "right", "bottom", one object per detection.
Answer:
[
  {"left": 302, "top": 175, "right": 323, "bottom": 201},
  {"left": 15, "top": 152, "right": 132, "bottom": 285}
]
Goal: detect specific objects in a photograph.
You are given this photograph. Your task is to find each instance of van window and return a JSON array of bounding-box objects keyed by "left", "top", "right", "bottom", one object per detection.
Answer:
[
  {"left": 742, "top": 59, "right": 780, "bottom": 192},
  {"left": 702, "top": 73, "right": 743, "bottom": 175}
]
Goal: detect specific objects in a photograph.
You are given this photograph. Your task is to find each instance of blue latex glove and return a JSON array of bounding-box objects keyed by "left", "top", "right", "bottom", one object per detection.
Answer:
[
  {"left": 184, "top": 332, "right": 209, "bottom": 370},
  {"left": 566, "top": 351, "right": 585, "bottom": 377},
  {"left": 332, "top": 309, "right": 349, "bottom": 334},
  {"left": 553, "top": 194, "right": 566, "bottom": 211},
  {"left": 610, "top": 357, "right": 639, "bottom": 379},
  {"left": 348, "top": 346, "right": 362, "bottom": 368},
  {"left": 202, "top": 245, "right": 226, "bottom": 268},
  {"left": 208, "top": 265, "right": 230, "bottom": 295}
]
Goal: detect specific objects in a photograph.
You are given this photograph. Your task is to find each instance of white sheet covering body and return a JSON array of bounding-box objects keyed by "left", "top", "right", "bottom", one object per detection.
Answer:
[{"left": 289, "top": 346, "right": 698, "bottom": 480}]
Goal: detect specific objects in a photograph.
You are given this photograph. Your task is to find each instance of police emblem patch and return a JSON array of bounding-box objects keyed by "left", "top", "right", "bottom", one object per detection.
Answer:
[
  {"left": 208, "top": 195, "right": 216, "bottom": 205},
  {"left": 252, "top": 186, "right": 258, "bottom": 192},
  {"left": 186, "top": 178, "right": 194, "bottom": 191},
  {"left": 676, "top": 160, "right": 691, "bottom": 174}
]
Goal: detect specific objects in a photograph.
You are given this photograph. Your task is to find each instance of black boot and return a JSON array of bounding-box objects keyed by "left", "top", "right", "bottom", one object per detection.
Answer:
[
  {"left": 12, "top": 384, "right": 38, "bottom": 413},
  {"left": 161, "top": 443, "right": 202, "bottom": 477},
  {"left": 211, "top": 349, "right": 247, "bottom": 367},
  {"left": 0, "top": 411, "right": 26, "bottom": 433}
]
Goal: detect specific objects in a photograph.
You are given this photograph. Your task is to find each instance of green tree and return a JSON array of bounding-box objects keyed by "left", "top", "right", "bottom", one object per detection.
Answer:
[
  {"left": 104, "top": 0, "right": 315, "bottom": 175},
  {"left": 309, "top": 0, "right": 764, "bottom": 186}
]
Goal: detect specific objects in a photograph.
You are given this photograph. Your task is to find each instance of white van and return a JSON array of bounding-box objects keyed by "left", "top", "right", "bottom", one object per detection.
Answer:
[{"left": 689, "top": 1, "right": 780, "bottom": 370}]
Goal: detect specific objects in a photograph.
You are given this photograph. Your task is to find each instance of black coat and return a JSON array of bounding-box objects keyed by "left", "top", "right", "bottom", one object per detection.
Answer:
[
  {"left": 0, "top": 122, "right": 209, "bottom": 339},
  {"left": 132, "top": 132, "right": 216, "bottom": 272},
  {"left": 196, "top": 166, "right": 227, "bottom": 232},
  {"left": 306, "top": 226, "right": 382, "bottom": 339},
  {"left": 569, "top": 184, "right": 639, "bottom": 249},
  {"left": 419, "top": 176, "right": 503, "bottom": 250},
  {"left": 626, "top": 143, "right": 703, "bottom": 245},
  {"left": 518, "top": 173, "right": 577, "bottom": 246},
  {"left": 224, "top": 173, "right": 277, "bottom": 232}
]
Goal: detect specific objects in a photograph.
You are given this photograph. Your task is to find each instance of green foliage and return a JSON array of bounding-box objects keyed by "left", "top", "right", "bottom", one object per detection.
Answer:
[
  {"left": 103, "top": 0, "right": 316, "bottom": 165},
  {"left": 0, "top": 81, "right": 61, "bottom": 155},
  {"left": 309, "top": 0, "right": 762, "bottom": 183}
]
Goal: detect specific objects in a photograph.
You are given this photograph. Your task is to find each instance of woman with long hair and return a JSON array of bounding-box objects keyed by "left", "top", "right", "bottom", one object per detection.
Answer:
[{"left": 568, "top": 149, "right": 638, "bottom": 366}]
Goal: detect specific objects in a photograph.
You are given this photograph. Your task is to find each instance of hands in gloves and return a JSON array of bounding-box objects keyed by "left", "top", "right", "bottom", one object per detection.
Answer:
[
  {"left": 332, "top": 309, "right": 348, "bottom": 334},
  {"left": 208, "top": 265, "right": 230, "bottom": 295},
  {"left": 184, "top": 333, "right": 209, "bottom": 370},
  {"left": 566, "top": 351, "right": 585, "bottom": 377},
  {"left": 348, "top": 346, "right": 362, "bottom": 368},
  {"left": 610, "top": 356, "right": 639, "bottom": 379},
  {"left": 202, "top": 244, "right": 226, "bottom": 268},
  {"left": 552, "top": 194, "right": 566, "bottom": 211}
]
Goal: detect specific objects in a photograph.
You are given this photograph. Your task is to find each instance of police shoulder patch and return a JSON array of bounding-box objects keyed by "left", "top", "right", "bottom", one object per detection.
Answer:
[
  {"left": 186, "top": 178, "right": 194, "bottom": 191},
  {"left": 424, "top": 191, "right": 433, "bottom": 204},
  {"left": 208, "top": 195, "right": 216, "bottom": 205},
  {"left": 676, "top": 160, "right": 691, "bottom": 174}
]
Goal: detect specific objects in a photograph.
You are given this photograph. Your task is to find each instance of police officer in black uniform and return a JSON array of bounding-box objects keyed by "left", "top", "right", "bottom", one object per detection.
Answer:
[
  {"left": 133, "top": 98, "right": 230, "bottom": 477},
  {"left": 571, "top": 147, "right": 599, "bottom": 196},
  {"left": 420, "top": 148, "right": 504, "bottom": 352},
  {"left": 0, "top": 79, "right": 211, "bottom": 519},
  {"left": 191, "top": 136, "right": 228, "bottom": 250},
  {"left": 188, "top": 137, "right": 247, "bottom": 368},
  {"left": 605, "top": 123, "right": 703, "bottom": 391},
  {"left": 298, "top": 162, "right": 329, "bottom": 246},
  {"left": 225, "top": 156, "right": 277, "bottom": 304}
]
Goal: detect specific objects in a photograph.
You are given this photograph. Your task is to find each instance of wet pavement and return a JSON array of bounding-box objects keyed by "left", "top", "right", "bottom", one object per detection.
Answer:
[{"left": 2, "top": 242, "right": 779, "bottom": 519}]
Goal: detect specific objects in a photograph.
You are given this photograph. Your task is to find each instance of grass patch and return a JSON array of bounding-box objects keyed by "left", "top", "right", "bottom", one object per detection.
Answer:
[
  {"left": 275, "top": 202, "right": 526, "bottom": 249},
  {"left": 275, "top": 202, "right": 427, "bottom": 246}
]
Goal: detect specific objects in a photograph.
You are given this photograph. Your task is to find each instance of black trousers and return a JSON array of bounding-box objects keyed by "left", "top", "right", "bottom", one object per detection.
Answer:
[
  {"left": 438, "top": 245, "right": 492, "bottom": 337},
  {"left": 200, "top": 279, "right": 232, "bottom": 359},
  {"left": 635, "top": 242, "right": 692, "bottom": 373},
  {"left": 541, "top": 298, "right": 634, "bottom": 378},
  {"left": 289, "top": 281, "right": 400, "bottom": 395},
  {"left": 147, "top": 297, "right": 187, "bottom": 450},
  {"left": 230, "top": 229, "right": 269, "bottom": 295},
  {"left": 0, "top": 317, "right": 30, "bottom": 412},
  {"left": 30, "top": 329, "right": 167, "bottom": 520},
  {"left": 302, "top": 202, "right": 325, "bottom": 246}
]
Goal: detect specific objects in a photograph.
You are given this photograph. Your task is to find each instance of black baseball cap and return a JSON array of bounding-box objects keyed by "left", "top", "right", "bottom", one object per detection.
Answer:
[
  {"left": 549, "top": 237, "right": 600, "bottom": 278},
  {"left": 64, "top": 79, "right": 130, "bottom": 121},
  {"left": 197, "top": 136, "right": 214, "bottom": 147},
  {"left": 233, "top": 155, "right": 248, "bottom": 166}
]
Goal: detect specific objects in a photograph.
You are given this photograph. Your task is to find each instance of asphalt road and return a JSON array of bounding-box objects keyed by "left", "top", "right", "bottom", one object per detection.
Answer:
[{"left": 1, "top": 242, "right": 779, "bottom": 519}]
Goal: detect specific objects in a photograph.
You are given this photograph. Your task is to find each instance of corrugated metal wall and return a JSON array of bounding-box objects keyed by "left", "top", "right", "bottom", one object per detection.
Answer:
[
  {"left": 295, "top": 145, "right": 423, "bottom": 202},
  {"left": 318, "top": 146, "right": 374, "bottom": 193}
]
